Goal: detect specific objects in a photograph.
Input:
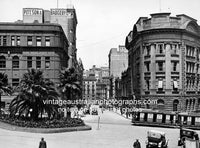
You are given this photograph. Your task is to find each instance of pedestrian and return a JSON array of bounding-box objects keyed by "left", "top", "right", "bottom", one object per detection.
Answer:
[
  {"left": 39, "top": 137, "right": 47, "bottom": 148},
  {"left": 133, "top": 139, "right": 141, "bottom": 148}
]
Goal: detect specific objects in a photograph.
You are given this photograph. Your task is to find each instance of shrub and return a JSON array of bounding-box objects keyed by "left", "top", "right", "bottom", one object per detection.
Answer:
[{"left": 0, "top": 115, "right": 85, "bottom": 128}]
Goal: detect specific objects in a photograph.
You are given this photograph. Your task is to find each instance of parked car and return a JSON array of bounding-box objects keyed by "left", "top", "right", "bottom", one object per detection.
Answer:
[
  {"left": 91, "top": 109, "right": 98, "bottom": 115},
  {"left": 146, "top": 130, "right": 168, "bottom": 148},
  {"left": 178, "top": 128, "right": 199, "bottom": 147}
]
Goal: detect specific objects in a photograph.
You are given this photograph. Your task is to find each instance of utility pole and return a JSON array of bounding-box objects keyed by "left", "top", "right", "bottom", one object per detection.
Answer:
[{"left": 57, "top": 0, "right": 59, "bottom": 8}]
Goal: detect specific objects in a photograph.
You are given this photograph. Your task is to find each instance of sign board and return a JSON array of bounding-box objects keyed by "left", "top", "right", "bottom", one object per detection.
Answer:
[
  {"left": 23, "top": 8, "right": 43, "bottom": 15},
  {"left": 51, "top": 9, "right": 73, "bottom": 17}
]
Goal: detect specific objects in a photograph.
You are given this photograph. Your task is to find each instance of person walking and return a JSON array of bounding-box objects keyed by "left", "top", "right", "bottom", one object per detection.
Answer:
[
  {"left": 133, "top": 139, "right": 141, "bottom": 148},
  {"left": 39, "top": 137, "right": 47, "bottom": 148}
]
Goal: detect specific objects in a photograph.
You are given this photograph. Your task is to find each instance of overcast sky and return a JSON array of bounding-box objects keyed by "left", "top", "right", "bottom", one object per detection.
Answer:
[{"left": 0, "top": 0, "right": 200, "bottom": 69}]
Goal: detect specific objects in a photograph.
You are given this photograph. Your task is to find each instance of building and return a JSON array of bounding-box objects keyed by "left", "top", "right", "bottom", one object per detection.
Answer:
[
  {"left": 82, "top": 66, "right": 110, "bottom": 102},
  {"left": 0, "top": 22, "right": 69, "bottom": 108},
  {"left": 108, "top": 45, "right": 128, "bottom": 99},
  {"left": 23, "top": 6, "right": 78, "bottom": 68},
  {"left": 125, "top": 13, "right": 200, "bottom": 112},
  {"left": 108, "top": 45, "right": 128, "bottom": 78},
  {"left": 83, "top": 74, "right": 97, "bottom": 102}
]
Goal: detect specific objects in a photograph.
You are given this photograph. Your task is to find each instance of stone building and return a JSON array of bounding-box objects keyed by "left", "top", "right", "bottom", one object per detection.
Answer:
[
  {"left": 82, "top": 66, "right": 110, "bottom": 102},
  {"left": 0, "top": 23, "right": 69, "bottom": 108},
  {"left": 83, "top": 74, "right": 97, "bottom": 102},
  {"left": 125, "top": 13, "right": 200, "bottom": 112},
  {"left": 23, "top": 6, "right": 78, "bottom": 68},
  {"left": 108, "top": 45, "right": 128, "bottom": 99}
]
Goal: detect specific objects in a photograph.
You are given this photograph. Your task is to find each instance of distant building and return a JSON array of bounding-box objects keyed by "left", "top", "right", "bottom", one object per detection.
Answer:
[
  {"left": 108, "top": 45, "right": 128, "bottom": 78},
  {"left": 108, "top": 45, "right": 128, "bottom": 99},
  {"left": 82, "top": 66, "right": 110, "bottom": 102},
  {"left": 83, "top": 74, "right": 97, "bottom": 102},
  {"left": 125, "top": 13, "right": 200, "bottom": 112}
]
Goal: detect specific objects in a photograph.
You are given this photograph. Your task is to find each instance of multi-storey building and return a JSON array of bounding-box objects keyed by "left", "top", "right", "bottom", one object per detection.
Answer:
[
  {"left": 83, "top": 74, "right": 97, "bottom": 102},
  {"left": 125, "top": 13, "right": 200, "bottom": 112},
  {"left": 82, "top": 66, "right": 110, "bottom": 102},
  {"left": 108, "top": 45, "right": 128, "bottom": 99},
  {"left": 23, "top": 6, "right": 78, "bottom": 68},
  {"left": 0, "top": 23, "right": 69, "bottom": 108}
]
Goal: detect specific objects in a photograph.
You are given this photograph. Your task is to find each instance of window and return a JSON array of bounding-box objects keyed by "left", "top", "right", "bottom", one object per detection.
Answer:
[
  {"left": 0, "top": 36, "right": 2, "bottom": 46},
  {"left": 146, "top": 80, "right": 150, "bottom": 90},
  {"left": 158, "top": 62, "right": 163, "bottom": 71},
  {"left": 27, "top": 56, "right": 32, "bottom": 68},
  {"left": 12, "top": 56, "right": 19, "bottom": 68},
  {"left": 172, "top": 61, "right": 178, "bottom": 71},
  {"left": 45, "top": 57, "right": 50, "bottom": 68},
  {"left": 36, "top": 36, "right": 41, "bottom": 46},
  {"left": 45, "top": 36, "right": 50, "bottom": 46},
  {"left": 158, "top": 80, "right": 163, "bottom": 89},
  {"left": 16, "top": 36, "right": 20, "bottom": 46},
  {"left": 11, "top": 36, "right": 15, "bottom": 46},
  {"left": 173, "top": 81, "right": 178, "bottom": 90},
  {"left": 146, "top": 45, "right": 151, "bottom": 56},
  {"left": 158, "top": 44, "right": 163, "bottom": 54},
  {"left": 27, "top": 36, "right": 32, "bottom": 46},
  {"left": 3, "top": 36, "right": 7, "bottom": 46},
  {"left": 0, "top": 56, "right": 6, "bottom": 68},
  {"left": 36, "top": 57, "right": 41, "bottom": 69},
  {"left": 145, "top": 62, "right": 150, "bottom": 71},
  {"left": 12, "top": 78, "right": 19, "bottom": 87}
]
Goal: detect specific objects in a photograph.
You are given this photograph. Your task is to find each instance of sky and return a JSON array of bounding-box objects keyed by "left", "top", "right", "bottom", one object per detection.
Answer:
[{"left": 0, "top": 0, "right": 200, "bottom": 70}]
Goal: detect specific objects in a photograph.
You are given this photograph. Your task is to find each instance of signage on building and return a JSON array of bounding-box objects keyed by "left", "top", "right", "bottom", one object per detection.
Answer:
[
  {"left": 23, "top": 8, "right": 43, "bottom": 15},
  {"left": 51, "top": 9, "right": 73, "bottom": 17}
]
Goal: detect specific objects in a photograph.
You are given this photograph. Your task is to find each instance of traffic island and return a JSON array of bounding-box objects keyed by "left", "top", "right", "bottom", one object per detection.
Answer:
[{"left": 0, "top": 121, "right": 92, "bottom": 133}]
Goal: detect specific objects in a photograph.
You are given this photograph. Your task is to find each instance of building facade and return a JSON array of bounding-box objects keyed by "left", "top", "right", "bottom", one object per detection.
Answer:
[
  {"left": 23, "top": 7, "right": 78, "bottom": 68},
  {"left": 83, "top": 74, "right": 97, "bottom": 102},
  {"left": 0, "top": 23, "right": 69, "bottom": 108},
  {"left": 108, "top": 45, "right": 128, "bottom": 99},
  {"left": 82, "top": 66, "right": 110, "bottom": 102},
  {"left": 125, "top": 13, "right": 200, "bottom": 112}
]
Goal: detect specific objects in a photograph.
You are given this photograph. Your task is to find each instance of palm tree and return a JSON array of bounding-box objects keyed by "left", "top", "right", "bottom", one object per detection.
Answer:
[
  {"left": 9, "top": 69, "right": 59, "bottom": 120},
  {"left": 0, "top": 73, "right": 11, "bottom": 117},
  {"left": 58, "top": 68, "right": 82, "bottom": 117}
]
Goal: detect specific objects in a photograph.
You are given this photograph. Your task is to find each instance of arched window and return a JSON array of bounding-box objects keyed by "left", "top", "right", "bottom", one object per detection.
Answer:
[
  {"left": 0, "top": 56, "right": 6, "bottom": 68},
  {"left": 157, "top": 99, "right": 165, "bottom": 105},
  {"left": 12, "top": 56, "right": 19, "bottom": 68},
  {"left": 173, "top": 99, "right": 179, "bottom": 111},
  {"left": 157, "top": 99, "right": 165, "bottom": 110}
]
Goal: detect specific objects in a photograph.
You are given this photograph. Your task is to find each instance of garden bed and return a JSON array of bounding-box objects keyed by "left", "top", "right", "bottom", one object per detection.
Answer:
[{"left": 0, "top": 115, "right": 85, "bottom": 128}]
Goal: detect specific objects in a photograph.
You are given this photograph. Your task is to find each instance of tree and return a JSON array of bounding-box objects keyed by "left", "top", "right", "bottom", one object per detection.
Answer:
[
  {"left": 58, "top": 68, "right": 82, "bottom": 117},
  {"left": 0, "top": 73, "right": 11, "bottom": 117},
  {"left": 9, "top": 69, "right": 59, "bottom": 120}
]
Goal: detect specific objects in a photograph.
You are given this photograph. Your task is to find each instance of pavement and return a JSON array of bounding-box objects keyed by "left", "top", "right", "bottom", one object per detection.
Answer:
[{"left": 0, "top": 110, "right": 200, "bottom": 148}]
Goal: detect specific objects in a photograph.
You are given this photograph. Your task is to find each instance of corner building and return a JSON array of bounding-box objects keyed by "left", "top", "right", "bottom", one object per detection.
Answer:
[
  {"left": 125, "top": 13, "right": 200, "bottom": 112},
  {"left": 0, "top": 23, "right": 69, "bottom": 87}
]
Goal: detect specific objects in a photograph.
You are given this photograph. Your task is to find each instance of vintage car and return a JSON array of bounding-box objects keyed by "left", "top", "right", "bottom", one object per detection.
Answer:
[
  {"left": 91, "top": 108, "right": 98, "bottom": 115},
  {"left": 146, "top": 130, "right": 168, "bottom": 148},
  {"left": 178, "top": 128, "right": 199, "bottom": 147}
]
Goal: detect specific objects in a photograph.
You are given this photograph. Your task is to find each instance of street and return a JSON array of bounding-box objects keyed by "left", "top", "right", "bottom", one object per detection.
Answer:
[{"left": 0, "top": 110, "right": 199, "bottom": 148}]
